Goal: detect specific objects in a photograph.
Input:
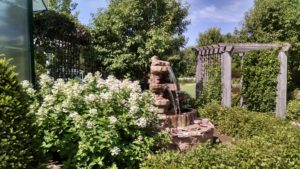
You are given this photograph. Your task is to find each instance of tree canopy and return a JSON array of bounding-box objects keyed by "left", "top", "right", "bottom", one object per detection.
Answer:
[
  {"left": 241, "top": 0, "right": 300, "bottom": 86},
  {"left": 196, "top": 27, "right": 224, "bottom": 46},
  {"left": 44, "top": 0, "right": 78, "bottom": 14},
  {"left": 92, "top": 0, "right": 189, "bottom": 87},
  {"left": 196, "top": 27, "right": 239, "bottom": 47}
]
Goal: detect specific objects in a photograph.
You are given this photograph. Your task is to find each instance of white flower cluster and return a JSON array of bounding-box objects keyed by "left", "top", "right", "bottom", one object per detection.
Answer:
[
  {"left": 89, "top": 109, "right": 97, "bottom": 116},
  {"left": 86, "top": 120, "right": 94, "bottom": 129},
  {"left": 51, "top": 78, "right": 65, "bottom": 94},
  {"left": 110, "top": 146, "right": 120, "bottom": 156},
  {"left": 69, "top": 111, "right": 82, "bottom": 127},
  {"left": 85, "top": 94, "right": 97, "bottom": 102},
  {"left": 135, "top": 117, "right": 147, "bottom": 127},
  {"left": 21, "top": 80, "right": 35, "bottom": 96},
  {"left": 100, "top": 92, "right": 113, "bottom": 101},
  {"left": 128, "top": 93, "right": 141, "bottom": 114},
  {"left": 83, "top": 72, "right": 94, "bottom": 83},
  {"left": 109, "top": 116, "right": 118, "bottom": 124},
  {"left": 35, "top": 73, "right": 155, "bottom": 136},
  {"left": 40, "top": 74, "right": 53, "bottom": 87}
]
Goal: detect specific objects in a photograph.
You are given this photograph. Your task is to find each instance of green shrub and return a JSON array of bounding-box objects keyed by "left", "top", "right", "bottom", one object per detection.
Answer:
[
  {"left": 31, "top": 73, "right": 167, "bottom": 168},
  {"left": 242, "top": 49, "right": 279, "bottom": 112},
  {"left": 287, "top": 100, "right": 300, "bottom": 121},
  {"left": 0, "top": 58, "right": 39, "bottom": 168},
  {"left": 142, "top": 103, "right": 300, "bottom": 168},
  {"left": 179, "top": 91, "right": 196, "bottom": 110},
  {"left": 142, "top": 137, "right": 300, "bottom": 169},
  {"left": 198, "top": 102, "right": 290, "bottom": 138}
]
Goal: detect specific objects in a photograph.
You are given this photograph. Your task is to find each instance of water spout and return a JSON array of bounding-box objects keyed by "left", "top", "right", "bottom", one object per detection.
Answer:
[
  {"left": 167, "top": 66, "right": 181, "bottom": 114},
  {"left": 167, "top": 88, "right": 178, "bottom": 115}
]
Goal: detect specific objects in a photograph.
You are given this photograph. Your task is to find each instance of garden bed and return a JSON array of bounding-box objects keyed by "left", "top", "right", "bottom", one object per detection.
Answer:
[{"left": 141, "top": 103, "right": 300, "bottom": 168}]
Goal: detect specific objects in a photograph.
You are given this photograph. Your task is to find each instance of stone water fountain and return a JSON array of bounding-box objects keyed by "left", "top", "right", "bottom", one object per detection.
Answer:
[{"left": 149, "top": 56, "right": 215, "bottom": 151}]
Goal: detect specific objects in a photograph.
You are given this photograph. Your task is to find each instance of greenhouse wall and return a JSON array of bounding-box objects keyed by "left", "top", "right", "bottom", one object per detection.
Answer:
[{"left": 0, "top": 0, "right": 33, "bottom": 81}]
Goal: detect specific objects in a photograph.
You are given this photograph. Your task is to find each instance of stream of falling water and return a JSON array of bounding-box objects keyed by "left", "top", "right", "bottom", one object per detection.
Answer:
[
  {"left": 167, "top": 89, "right": 178, "bottom": 115},
  {"left": 167, "top": 66, "right": 181, "bottom": 114}
]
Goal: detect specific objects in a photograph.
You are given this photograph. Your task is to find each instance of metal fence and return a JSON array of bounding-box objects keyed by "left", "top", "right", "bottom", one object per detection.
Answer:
[{"left": 33, "top": 11, "right": 99, "bottom": 80}]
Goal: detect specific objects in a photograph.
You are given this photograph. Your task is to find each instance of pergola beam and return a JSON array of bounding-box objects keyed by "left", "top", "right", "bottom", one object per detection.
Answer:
[{"left": 196, "top": 43, "right": 281, "bottom": 56}]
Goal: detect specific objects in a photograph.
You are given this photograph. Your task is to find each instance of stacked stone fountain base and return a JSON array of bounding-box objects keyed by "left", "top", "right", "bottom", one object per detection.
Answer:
[{"left": 149, "top": 56, "right": 214, "bottom": 151}]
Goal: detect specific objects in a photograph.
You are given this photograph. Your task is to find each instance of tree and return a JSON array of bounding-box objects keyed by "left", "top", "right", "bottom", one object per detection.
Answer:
[
  {"left": 92, "top": 0, "right": 189, "bottom": 87},
  {"left": 170, "top": 47, "right": 196, "bottom": 77},
  {"left": 241, "top": 0, "right": 300, "bottom": 86},
  {"left": 196, "top": 27, "right": 224, "bottom": 46},
  {"left": 44, "top": 0, "right": 78, "bottom": 14}
]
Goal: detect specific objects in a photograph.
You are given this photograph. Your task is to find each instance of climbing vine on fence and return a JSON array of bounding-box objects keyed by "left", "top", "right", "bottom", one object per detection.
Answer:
[
  {"left": 196, "top": 60, "right": 221, "bottom": 107},
  {"left": 242, "top": 49, "right": 279, "bottom": 112}
]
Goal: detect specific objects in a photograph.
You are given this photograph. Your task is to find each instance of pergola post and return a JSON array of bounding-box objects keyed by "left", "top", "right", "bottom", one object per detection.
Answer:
[
  {"left": 239, "top": 53, "right": 245, "bottom": 107},
  {"left": 221, "top": 51, "right": 232, "bottom": 107},
  {"left": 275, "top": 45, "right": 290, "bottom": 117}
]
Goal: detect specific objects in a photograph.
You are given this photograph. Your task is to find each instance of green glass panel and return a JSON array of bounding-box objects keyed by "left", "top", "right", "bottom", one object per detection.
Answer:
[
  {"left": 33, "top": 0, "right": 47, "bottom": 12},
  {"left": 0, "top": 0, "right": 32, "bottom": 81}
]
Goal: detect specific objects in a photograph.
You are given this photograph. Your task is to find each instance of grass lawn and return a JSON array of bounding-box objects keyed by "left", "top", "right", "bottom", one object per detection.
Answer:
[{"left": 179, "top": 83, "right": 196, "bottom": 98}]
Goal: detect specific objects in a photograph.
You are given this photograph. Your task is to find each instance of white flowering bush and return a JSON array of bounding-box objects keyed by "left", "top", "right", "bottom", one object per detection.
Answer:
[{"left": 30, "top": 72, "right": 165, "bottom": 168}]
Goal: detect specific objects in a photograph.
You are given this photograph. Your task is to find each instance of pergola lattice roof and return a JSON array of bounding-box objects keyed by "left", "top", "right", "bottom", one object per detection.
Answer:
[{"left": 195, "top": 43, "right": 290, "bottom": 56}]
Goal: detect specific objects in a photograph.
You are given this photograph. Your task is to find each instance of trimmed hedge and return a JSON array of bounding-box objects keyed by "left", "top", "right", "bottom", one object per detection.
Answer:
[
  {"left": 198, "top": 102, "right": 289, "bottom": 138},
  {"left": 0, "top": 58, "right": 40, "bottom": 168},
  {"left": 242, "top": 49, "right": 279, "bottom": 112},
  {"left": 141, "top": 103, "right": 300, "bottom": 168},
  {"left": 287, "top": 100, "right": 300, "bottom": 122}
]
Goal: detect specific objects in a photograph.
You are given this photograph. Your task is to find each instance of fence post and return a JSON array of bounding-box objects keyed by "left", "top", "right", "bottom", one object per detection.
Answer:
[
  {"left": 221, "top": 51, "right": 232, "bottom": 107},
  {"left": 275, "top": 45, "right": 290, "bottom": 117}
]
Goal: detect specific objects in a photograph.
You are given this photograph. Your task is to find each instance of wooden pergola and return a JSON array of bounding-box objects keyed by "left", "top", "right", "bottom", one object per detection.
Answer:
[{"left": 194, "top": 43, "right": 291, "bottom": 117}]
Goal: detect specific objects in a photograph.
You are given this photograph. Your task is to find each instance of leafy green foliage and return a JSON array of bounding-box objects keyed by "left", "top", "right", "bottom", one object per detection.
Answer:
[
  {"left": 31, "top": 73, "right": 167, "bottom": 168},
  {"left": 44, "top": 0, "right": 78, "bottom": 15},
  {"left": 197, "top": 27, "right": 224, "bottom": 46},
  {"left": 0, "top": 58, "right": 40, "bottom": 168},
  {"left": 242, "top": 49, "right": 279, "bottom": 112},
  {"left": 287, "top": 100, "right": 300, "bottom": 121},
  {"left": 92, "top": 0, "right": 189, "bottom": 87},
  {"left": 242, "top": 0, "right": 300, "bottom": 87},
  {"left": 199, "top": 102, "right": 288, "bottom": 138},
  {"left": 196, "top": 61, "right": 221, "bottom": 107},
  {"left": 196, "top": 27, "right": 240, "bottom": 47},
  {"left": 142, "top": 103, "right": 300, "bottom": 168},
  {"left": 170, "top": 47, "right": 196, "bottom": 78}
]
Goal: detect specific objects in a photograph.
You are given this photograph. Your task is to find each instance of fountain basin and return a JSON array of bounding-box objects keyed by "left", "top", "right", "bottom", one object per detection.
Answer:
[
  {"left": 169, "top": 118, "right": 214, "bottom": 151},
  {"left": 165, "top": 109, "right": 197, "bottom": 128}
]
